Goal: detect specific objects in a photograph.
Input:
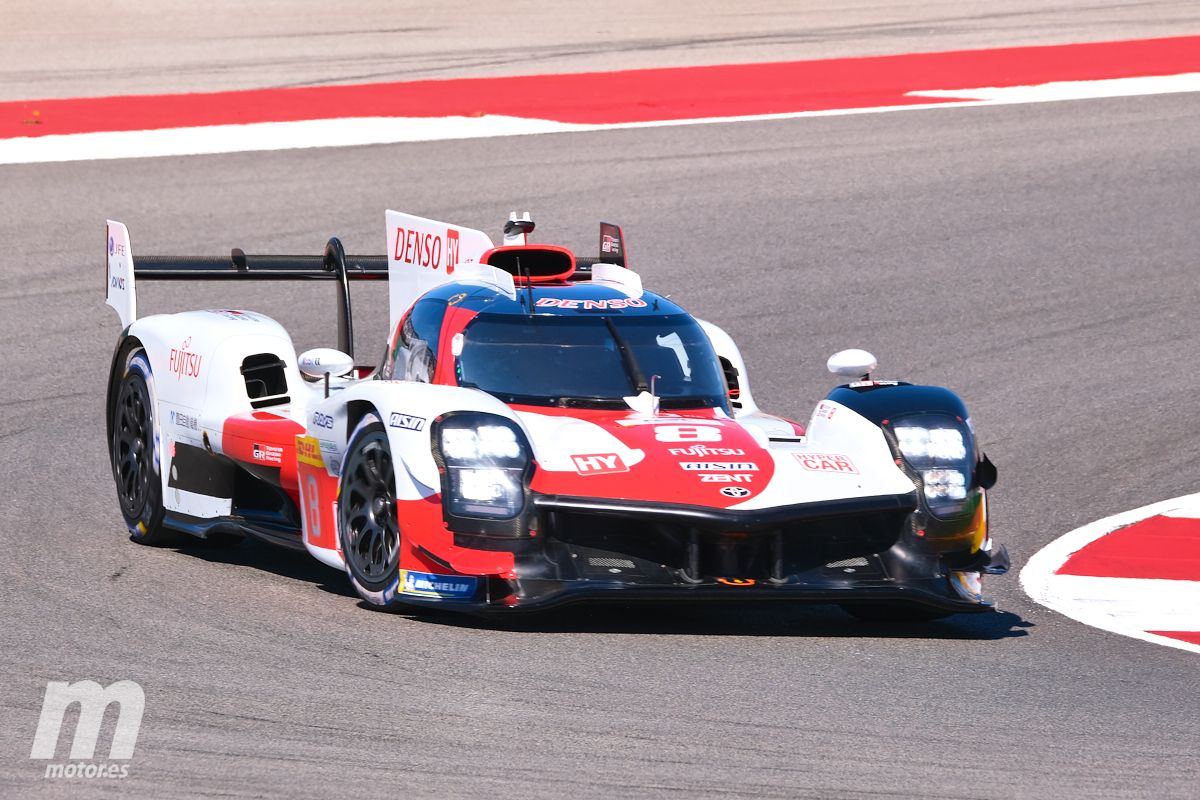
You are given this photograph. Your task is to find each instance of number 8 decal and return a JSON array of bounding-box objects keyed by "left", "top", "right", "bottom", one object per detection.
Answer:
[{"left": 654, "top": 425, "right": 722, "bottom": 443}]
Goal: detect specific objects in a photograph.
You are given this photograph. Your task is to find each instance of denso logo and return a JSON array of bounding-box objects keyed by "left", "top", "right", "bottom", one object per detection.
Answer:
[
  {"left": 571, "top": 453, "right": 627, "bottom": 475},
  {"left": 168, "top": 337, "right": 202, "bottom": 380},
  {"left": 394, "top": 226, "right": 457, "bottom": 273},
  {"left": 535, "top": 297, "right": 648, "bottom": 310},
  {"left": 794, "top": 453, "right": 858, "bottom": 474},
  {"left": 311, "top": 412, "right": 334, "bottom": 429}
]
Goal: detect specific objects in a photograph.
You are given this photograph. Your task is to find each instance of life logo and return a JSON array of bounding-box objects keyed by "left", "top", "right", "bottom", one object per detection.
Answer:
[
  {"left": 168, "top": 337, "right": 202, "bottom": 380},
  {"left": 393, "top": 226, "right": 459, "bottom": 275},
  {"left": 107, "top": 236, "right": 126, "bottom": 257},
  {"left": 30, "top": 680, "right": 144, "bottom": 780}
]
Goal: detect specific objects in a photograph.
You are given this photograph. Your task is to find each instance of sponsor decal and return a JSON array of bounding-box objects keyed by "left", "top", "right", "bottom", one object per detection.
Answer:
[
  {"left": 167, "top": 337, "right": 203, "bottom": 380},
  {"left": 389, "top": 412, "right": 426, "bottom": 432},
  {"left": 680, "top": 462, "right": 758, "bottom": 471},
  {"left": 654, "top": 425, "right": 723, "bottom": 443},
  {"left": 534, "top": 297, "right": 648, "bottom": 310},
  {"left": 296, "top": 436, "right": 325, "bottom": 468},
  {"left": 311, "top": 411, "right": 334, "bottom": 429},
  {"left": 319, "top": 439, "right": 337, "bottom": 452},
  {"left": 720, "top": 486, "right": 752, "bottom": 498},
  {"left": 252, "top": 443, "right": 283, "bottom": 465},
  {"left": 445, "top": 228, "right": 459, "bottom": 274},
  {"left": 571, "top": 453, "right": 627, "bottom": 475},
  {"left": 716, "top": 578, "right": 756, "bottom": 586},
  {"left": 447, "top": 292, "right": 467, "bottom": 306},
  {"left": 668, "top": 446, "right": 745, "bottom": 456},
  {"left": 110, "top": 275, "right": 125, "bottom": 290},
  {"left": 107, "top": 237, "right": 126, "bottom": 257},
  {"left": 700, "top": 474, "right": 755, "bottom": 483},
  {"left": 206, "top": 309, "right": 258, "bottom": 322},
  {"left": 849, "top": 380, "right": 899, "bottom": 388},
  {"left": 814, "top": 402, "right": 838, "bottom": 421},
  {"left": 601, "top": 233, "right": 620, "bottom": 255},
  {"left": 108, "top": 236, "right": 114, "bottom": 256},
  {"left": 393, "top": 226, "right": 449, "bottom": 270},
  {"left": 168, "top": 410, "right": 199, "bottom": 431},
  {"left": 399, "top": 569, "right": 478, "bottom": 600},
  {"left": 794, "top": 453, "right": 859, "bottom": 474}
]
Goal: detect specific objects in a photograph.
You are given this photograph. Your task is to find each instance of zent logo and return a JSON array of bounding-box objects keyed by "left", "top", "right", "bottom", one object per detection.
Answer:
[
  {"left": 794, "top": 453, "right": 858, "bottom": 474},
  {"left": 167, "top": 337, "right": 202, "bottom": 380},
  {"left": 654, "top": 425, "right": 722, "bottom": 443},
  {"left": 571, "top": 453, "right": 627, "bottom": 475},
  {"left": 720, "top": 486, "right": 752, "bottom": 498},
  {"left": 389, "top": 413, "right": 426, "bottom": 432},
  {"left": 311, "top": 412, "right": 334, "bottom": 429}
]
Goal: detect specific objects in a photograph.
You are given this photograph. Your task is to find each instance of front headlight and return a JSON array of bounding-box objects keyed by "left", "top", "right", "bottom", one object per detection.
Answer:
[
  {"left": 890, "top": 415, "right": 974, "bottom": 516},
  {"left": 435, "top": 414, "right": 531, "bottom": 519}
]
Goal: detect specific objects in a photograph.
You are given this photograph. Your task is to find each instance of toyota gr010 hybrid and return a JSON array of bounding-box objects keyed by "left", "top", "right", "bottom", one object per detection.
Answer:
[{"left": 103, "top": 210, "right": 1007, "bottom": 620}]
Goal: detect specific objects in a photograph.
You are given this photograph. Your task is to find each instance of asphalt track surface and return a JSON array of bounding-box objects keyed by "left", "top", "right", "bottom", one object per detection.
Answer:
[{"left": 3, "top": 6, "right": 1200, "bottom": 800}]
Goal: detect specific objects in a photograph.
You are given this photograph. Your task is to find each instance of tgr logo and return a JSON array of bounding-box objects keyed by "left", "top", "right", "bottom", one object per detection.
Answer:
[{"left": 31, "top": 680, "right": 144, "bottom": 779}]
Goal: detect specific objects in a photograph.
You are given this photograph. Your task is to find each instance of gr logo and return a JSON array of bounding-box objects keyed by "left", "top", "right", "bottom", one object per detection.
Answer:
[{"left": 30, "top": 680, "right": 144, "bottom": 771}]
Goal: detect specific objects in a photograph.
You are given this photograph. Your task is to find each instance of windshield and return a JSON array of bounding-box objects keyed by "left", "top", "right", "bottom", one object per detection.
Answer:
[{"left": 457, "top": 313, "right": 729, "bottom": 409}]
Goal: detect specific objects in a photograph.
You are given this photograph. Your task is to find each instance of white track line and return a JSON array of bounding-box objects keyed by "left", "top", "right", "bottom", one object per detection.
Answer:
[
  {"left": 1020, "top": 491, "right": 1200, "bottom": 655},
  {"left": 2, "top": 72, "right": 1198, "bottom": 166}
]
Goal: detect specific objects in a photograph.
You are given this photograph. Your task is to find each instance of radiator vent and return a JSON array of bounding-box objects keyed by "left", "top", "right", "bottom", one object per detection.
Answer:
[{"left": 241, "top": 354, "right": 289, "bottom": 408}]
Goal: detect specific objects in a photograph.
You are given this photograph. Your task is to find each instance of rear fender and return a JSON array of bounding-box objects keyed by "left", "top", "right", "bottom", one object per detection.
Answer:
[{"left": 124, "top": 309, "right": 301, "bottom": 517}]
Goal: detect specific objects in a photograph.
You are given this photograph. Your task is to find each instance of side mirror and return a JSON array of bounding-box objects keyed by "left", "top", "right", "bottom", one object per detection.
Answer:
[
  {"left": 297, "top": 348, "right": 354, "bottom": 381},
  {"left": 826, "top": 349, "right": 877, "bottom": 380}
]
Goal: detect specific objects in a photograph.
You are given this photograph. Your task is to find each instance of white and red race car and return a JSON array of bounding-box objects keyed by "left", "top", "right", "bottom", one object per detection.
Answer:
[{"left": 104, "top": 210, "right": 1006, "bottom": 619}]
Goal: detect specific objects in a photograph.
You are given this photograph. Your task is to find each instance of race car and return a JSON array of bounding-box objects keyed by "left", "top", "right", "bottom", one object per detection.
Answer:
[{"left": 104, "top": 209, "right": 1008, "bottom": 620}]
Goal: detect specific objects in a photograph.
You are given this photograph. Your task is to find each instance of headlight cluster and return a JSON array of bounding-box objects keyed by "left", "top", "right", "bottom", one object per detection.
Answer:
[
  {"left": 436, "top": 414, "right": 530, "bottom": 519},
  {"left": 891, "top": 415, "right": 974, "bottom": 516}
]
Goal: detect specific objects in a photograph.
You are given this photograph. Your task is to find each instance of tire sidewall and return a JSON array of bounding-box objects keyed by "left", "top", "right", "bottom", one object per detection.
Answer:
[
  {"left": 111, "top": 349, "right": 167, "bottom": 542},
  {"left": 339, "top": 413, "right": 402, "bottom": 606}
]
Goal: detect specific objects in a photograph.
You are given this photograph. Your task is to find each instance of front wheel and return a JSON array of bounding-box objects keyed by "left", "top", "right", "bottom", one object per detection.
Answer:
[
  {"left": 339, "top": 414, "right": 403, "bottom": 607},
  {"left": 109, "top": 349, "right": 174, "bottom": 545}
]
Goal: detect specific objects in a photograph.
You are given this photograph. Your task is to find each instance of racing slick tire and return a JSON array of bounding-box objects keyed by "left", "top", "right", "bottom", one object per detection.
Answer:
[
  {"left": 109, "top": 349, "right": 175, "bottom": 546},
  {"left": 838, "top": 602, "right": 952, "bottom": 623},
  {"left": 338, "top": 413, "right": 405, "bottom": 608}
]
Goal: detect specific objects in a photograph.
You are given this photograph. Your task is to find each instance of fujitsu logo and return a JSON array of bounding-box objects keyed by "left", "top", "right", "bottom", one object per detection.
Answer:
[
  {"left": 667, "top": 445, "right": 746, "bottom": 457},
  {"left": 168, "top": 337, "right": 202, "bottom": 380}
]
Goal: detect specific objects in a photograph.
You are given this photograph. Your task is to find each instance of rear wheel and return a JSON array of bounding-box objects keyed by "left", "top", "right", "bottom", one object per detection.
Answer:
[
  {"left": 339, "top": 414, "right": 403, "bottom": 607},
  {"left": 109, "top": 350, "right": 174, "bottom": 545}
]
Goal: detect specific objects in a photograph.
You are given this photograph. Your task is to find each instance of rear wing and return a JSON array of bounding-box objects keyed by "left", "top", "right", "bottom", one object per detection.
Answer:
[
  {"left": 106, "top": 220, "right": 386, "bottom": 358},
  {"left": 106, "top": 213, "right": 632, "bottom": 358}
]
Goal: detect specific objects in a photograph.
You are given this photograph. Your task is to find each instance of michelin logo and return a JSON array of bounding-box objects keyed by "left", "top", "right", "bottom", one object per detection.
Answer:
[{"left": 399, "top": 569, "right": 477, "bottom": 600}]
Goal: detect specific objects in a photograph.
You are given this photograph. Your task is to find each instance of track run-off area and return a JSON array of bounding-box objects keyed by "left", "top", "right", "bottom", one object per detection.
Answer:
[{"left": 2, "top": 4, "right": 1199, "bottom": 798}]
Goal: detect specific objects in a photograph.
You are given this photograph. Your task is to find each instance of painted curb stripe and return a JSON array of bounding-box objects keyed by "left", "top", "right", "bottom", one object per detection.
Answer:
[
  {"left": 1021, "top": 492, "right": 1200, "bottom": 655},
  {"left": 1057, "top": 515, "right": 1200, "bottom": 581},
  {"left": 4, "top": 36, "right": 1199, "bottom": 139}
]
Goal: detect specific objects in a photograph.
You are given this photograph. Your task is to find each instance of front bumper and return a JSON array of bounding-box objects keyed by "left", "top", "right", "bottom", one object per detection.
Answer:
[{"left": 405, "top": 490, "right": 1006, "bottom": 615}]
